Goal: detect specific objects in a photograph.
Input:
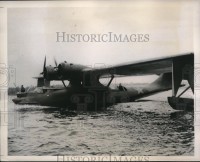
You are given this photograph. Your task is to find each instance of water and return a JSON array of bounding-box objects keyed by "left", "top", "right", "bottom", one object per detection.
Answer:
[{"left": 8, "top": 90, "right": 194, "bottom": 156}]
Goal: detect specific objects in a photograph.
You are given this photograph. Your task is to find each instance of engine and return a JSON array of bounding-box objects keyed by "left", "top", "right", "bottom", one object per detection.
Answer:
[
  {"left": 44, "top": 65, "right": 59, "bottom": 80},
  {"left": 44, "top": 61, "right": 88, "bottom": 81}
]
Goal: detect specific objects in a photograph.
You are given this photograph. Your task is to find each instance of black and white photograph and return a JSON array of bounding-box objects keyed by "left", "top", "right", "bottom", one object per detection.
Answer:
[{"left": 0, "top": 0, "right": 200, "bottom": 161}]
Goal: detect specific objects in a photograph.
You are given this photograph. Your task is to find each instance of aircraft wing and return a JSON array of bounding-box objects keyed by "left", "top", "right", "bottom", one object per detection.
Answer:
[{"left": 88, "top": 52, "right": 194, "bottom": 77}]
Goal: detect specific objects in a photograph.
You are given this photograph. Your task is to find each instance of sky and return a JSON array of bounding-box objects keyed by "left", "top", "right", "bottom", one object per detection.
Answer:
[{"left": 7, "top": 1, "right": 195, "bottom": 87}]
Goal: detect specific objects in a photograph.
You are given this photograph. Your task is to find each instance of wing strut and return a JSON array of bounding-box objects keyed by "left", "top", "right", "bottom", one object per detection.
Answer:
[
  {"left": 172, "top": 58, "right": 185, "bottom": 96},
  {"left": 177, "top": 86, "right": 191, "bottom": 98},
  {"left": 107, "top": 75, "right": 114, "bottom": 87}
]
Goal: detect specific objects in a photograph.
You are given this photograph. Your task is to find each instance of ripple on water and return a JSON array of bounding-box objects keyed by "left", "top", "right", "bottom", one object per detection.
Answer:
[
  {"left": 38, "top": 142, "right": 59, "bottom": 148},
  {"left": 8, "top": 96, "right": 194, "bottom": 156}
]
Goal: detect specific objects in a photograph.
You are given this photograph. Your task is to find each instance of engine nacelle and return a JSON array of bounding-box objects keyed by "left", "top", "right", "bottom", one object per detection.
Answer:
[
  {"left": 57, "top": 62, "right": 87, "bottom": 81},
  {"left": 44, "top": 65, "right": 59, "bottom": 80},
  {"left": 44, "top": 61, "right": 92, "bottom": 83}
]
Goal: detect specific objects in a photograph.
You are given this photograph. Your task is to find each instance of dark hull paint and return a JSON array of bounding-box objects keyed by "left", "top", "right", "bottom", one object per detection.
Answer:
[
  {"left": 12, "top": 73, "right": 180, "bottom": 111},
  {"left": 12, "top": 86, "right": 172, "bottom": 111}
]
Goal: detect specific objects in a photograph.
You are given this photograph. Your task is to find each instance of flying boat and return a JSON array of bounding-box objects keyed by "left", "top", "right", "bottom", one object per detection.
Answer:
[{"left": 12, "top": 53, "right": 194, "bottom": 111}]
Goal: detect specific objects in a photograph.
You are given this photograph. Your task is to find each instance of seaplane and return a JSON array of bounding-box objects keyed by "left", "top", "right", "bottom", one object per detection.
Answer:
[{"left": 12, "top": 52, "right": 194, "bottom": 111}]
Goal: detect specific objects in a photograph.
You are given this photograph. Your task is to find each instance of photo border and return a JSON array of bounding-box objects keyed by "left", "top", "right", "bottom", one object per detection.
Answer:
[{"left": 0, "top": 0, "right": 200, "bottom": 161}]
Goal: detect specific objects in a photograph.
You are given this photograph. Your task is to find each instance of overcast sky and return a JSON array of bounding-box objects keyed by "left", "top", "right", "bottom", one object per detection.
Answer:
[{"left": 8, "top": 1, "right": 195, "bottom": 87}]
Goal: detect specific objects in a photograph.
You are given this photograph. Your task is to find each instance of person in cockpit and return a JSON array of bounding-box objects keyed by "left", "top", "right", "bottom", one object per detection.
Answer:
[
  {"left": 118, "top": 83, "right": 127, "bottom": 91},
  {"left": 118, "top": 83, "right": 124, "bottom": 91}
]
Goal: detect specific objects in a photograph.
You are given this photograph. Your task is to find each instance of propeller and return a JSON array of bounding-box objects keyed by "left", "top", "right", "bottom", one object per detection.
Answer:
[
  {"left": 40, "top": 56, "right": 46, "bottom": 75},
  {"left": 43, "top": 56, "right": 46, "bottom": 73},
  {"left": 39, "top": 56, "right": 67, "bottom": 88},
  {"left": 54, "top": 57, "right": 58, "bottom": 67},
  {"left": 54, "top": 57, "right": 67, "bottom": 89},
  {"left": 53, "top": 57, "right": 60, "bottom": 78}
]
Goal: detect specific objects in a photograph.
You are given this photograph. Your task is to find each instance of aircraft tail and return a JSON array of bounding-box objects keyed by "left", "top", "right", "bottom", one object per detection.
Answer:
[
  {"left": 131, "top": 73, "right": 173, "bottom": 101},
  {"left": 149, "top": 72, "right": 172, "bottom": 90}
]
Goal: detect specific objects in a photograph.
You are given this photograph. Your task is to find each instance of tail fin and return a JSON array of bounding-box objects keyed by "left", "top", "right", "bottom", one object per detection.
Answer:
[
  {"left": 149, "top": 73, "right": 172, "bottom": 90},
  {"left": 132, "top": 73, "right": 172, "bottom": 100}
]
